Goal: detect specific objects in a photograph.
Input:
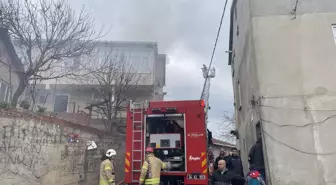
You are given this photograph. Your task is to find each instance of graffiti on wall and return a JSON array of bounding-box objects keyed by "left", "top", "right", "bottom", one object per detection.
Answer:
[
  {"left": 2, "top": 119, "right": 62, "bottom": 144},
  {"left": 0, "top": 117, "right": 120, "bottom": 184}
]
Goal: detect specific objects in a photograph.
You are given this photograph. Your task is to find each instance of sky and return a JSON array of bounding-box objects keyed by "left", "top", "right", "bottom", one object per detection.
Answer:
[{"left": 69, "top": 0, "right": 234, "bottom": 140}]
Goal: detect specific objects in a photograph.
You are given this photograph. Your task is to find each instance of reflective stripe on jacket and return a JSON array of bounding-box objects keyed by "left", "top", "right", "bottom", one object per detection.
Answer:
[
  {"left": 139, "top": 154, "right": 167, "bottom": 185},
  {"left": 100, "top": 159, "right": 115, "bottom": 185}
]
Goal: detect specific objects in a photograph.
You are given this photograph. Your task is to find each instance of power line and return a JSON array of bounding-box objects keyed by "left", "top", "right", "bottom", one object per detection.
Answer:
[
  {"left": 262, "top": 129, "right": 334, "bottom": 155},
  {"left": 260, "top": 92, "right": 336, "bottom": 99},
  {"left": 259, "top": 104, "right": 336, "bottom": 112},
  {"left": 255, "top": 105, "right": 335, "bottom": 156},
  {"left": 261, "top": 113, "right": 336, "bottom": 128},
  {"left": 200, "top": 0, "right": 229, "bottom": 99},
  {"left": 290, "top": 0, "right": 300, "bottom": 20},
  {"left": 208, "top": 0, "right": 228, "bottom": 70}
]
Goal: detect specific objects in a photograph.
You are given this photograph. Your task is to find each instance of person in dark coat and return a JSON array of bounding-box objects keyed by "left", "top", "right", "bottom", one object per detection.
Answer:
[
  {"left": 227, "top": 148, "right": 244, "bottom": 177},
  {"left": 214, "top": 150, "right": 229, "bottom": 171},
  {"left": 248, "top": 134, "right": 265, "bottom": 180},
  {"left": 211, "top": 159, "right": 235, "bottom": 185},
  {"left": 227, "top": 148, "right": 245, "bottom": 185},
  {"left": 208, "top": 148, "right": 214, "bottom": 164}
]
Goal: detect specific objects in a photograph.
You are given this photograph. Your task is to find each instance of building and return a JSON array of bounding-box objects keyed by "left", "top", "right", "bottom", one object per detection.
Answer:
[
  {"left": 229, "top": 0, "right": 336, "bottom": 184},
  {"left": 30, "top": 41, "right": 166, "bottom": 129},
  {"left": 0, "top": 28, "right": 22, "bottom": 104}
]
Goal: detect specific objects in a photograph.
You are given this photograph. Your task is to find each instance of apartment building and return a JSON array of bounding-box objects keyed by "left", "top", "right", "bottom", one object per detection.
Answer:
[
  {"left": 34, "top": 41, "right": 166, "bottom": 123},
  {"left": 229, "top": 0, "right": 336, "bottom": 184},
  {"left": 0, "top": 28, "right": 22, "bottom": 104}
]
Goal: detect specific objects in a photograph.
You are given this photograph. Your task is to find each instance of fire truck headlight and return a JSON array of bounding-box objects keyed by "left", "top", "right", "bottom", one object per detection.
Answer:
[{"left": 163, "top": 150, "right": 168, "bottom": 155}]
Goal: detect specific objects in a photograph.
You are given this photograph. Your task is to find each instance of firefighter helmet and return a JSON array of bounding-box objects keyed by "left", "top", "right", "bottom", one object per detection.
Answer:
[
  {"left": 106, "top": 149, "right": 117, "bottom": 157},
  {"left": 145, "top": 147, "right": 154, "bottom": 153}
]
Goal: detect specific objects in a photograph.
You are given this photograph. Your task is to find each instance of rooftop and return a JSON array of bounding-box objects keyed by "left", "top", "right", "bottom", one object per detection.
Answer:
[
  {"left": 95, "top": 40, "right": 159, "bottom": 51},
  {"left": 212, "top": 138, "right": 236, "bottom": 148}
]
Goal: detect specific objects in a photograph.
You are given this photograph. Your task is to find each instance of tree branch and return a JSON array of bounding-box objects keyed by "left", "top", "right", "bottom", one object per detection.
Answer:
[
  {"left": 1, "top": 0, "right": 106, "bottom": 107},
  {"left": 76, "top": 48, "right": 149, "bottom": 133},
  {"left": 220, "top": 110, "right": 236, "bottom": 143}
]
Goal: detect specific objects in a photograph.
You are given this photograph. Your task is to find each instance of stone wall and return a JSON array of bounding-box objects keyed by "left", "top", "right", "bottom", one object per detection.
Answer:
[{"left": 0, "top": 110, "right": 125, "bottom": 185}]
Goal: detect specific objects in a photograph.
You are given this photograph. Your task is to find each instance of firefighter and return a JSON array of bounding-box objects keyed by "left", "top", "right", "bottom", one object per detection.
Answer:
[
  {"left": 139, "top": 147, "right": 169, "bottom": 185},
  {"left": 100, "top": 149, "right": 116, "bottom": 185}
]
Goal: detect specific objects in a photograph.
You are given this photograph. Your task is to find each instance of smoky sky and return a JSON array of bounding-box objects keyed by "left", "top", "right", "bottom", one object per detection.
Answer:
[{"left": 69, "top": 0, "right": 234, "bottom": 140}]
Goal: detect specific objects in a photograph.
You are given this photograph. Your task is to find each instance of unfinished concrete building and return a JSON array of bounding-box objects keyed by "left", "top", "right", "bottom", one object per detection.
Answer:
[{"left": 229, "top": 0, "right": 336, "bottom": 184}]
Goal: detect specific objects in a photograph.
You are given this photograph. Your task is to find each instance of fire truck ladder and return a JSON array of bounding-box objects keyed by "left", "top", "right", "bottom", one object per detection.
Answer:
[{"left": 130, "top": 101, "right": 147, "bottom": 183}]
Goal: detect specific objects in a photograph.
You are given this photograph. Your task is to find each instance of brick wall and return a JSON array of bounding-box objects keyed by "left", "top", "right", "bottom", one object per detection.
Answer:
[{"left": 0, "top": 110, "right": 126, "bottom": 185}]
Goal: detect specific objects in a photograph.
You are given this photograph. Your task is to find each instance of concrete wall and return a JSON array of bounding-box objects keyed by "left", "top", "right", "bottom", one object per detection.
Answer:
[
  {"left": 253, "top": 12, "right": 336, "bottom": 185},
  {"left": 251, "top": 0, "right": 336, "bottom": 17},
  {"left": 231, "top": 0, "right": 336, "bottom": 184},
  {"left": 230, "top": 0, "right": 261, "bottom": 176},
  {"left": 0, "top": 110, "right": 125, "bottom": 185}
]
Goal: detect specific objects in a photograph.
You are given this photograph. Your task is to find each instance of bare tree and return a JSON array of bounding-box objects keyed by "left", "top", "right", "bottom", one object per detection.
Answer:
[
  {"left": 27, "top": 78, "right": 40, "bottom": 111},
  {"left": 220, "top": 110, "right": 236, "bottom": 143},
  {"left": 77, "top": 48, "right": 147, "bottom": 132},
  {"left": 0, "top": 0, "right": 103, "bottom": 107},
  {"left": 25, "top": 77, "right": 48, "bottom": 112}
]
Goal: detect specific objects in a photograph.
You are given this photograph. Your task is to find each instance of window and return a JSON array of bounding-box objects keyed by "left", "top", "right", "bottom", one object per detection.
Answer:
[
  {"left": 140, "top": 52, "right": 150, "bottom": 73},
  {"left": 0, "top": 82, "right": 7, "bottom": 101},
  {"left": 128, "top": 51, "right": 152, "bottom": 73},
  {"left": 175, "top": 140, "right": 181, "bottom": 148},
  {"left": 54, "top": 95, "right": 69, "bottom": 112},
  {"left": 230, "top": 50, "right": 235, "bottom": 65},
  {"left": 237, "top": 80, "right": 242, "bottom": 111},
  {"left": 160, "top": 139, "right": 170, "bottom": 147},
  {"left": 236, "top": 25, "right": 240, "bottom": 36},
  {"left": 39, "top": 95, "right": 46, "bottom": 104},
  {"left": 0, "top": 81, "right": 10, "bottom": 103},
  {"left": 5, "top": 86, "right": 11, "bottom": 102},
  {"left": 256, "top": 122, "right": 261, "bottom": 139},
  {"left": 331, "top": 24, "right": 336, "bottom": 45},
  {"left": 234, "top": 7, "right": 237, "bottom": 21}
]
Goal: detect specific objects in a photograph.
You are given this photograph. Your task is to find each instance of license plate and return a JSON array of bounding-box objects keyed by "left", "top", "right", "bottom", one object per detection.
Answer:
[{"left": 187, "top": 173, "right": 206, "bottom": 180}]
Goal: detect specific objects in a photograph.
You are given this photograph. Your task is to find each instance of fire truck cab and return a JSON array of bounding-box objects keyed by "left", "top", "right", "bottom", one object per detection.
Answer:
[{"left": 124, "top": 100, "right": 209, "bottom": 185}]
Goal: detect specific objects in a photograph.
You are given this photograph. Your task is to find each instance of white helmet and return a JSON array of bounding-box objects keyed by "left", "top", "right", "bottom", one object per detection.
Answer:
[{"left": 106, "top": 149, "right": 117, "bottom": 157}]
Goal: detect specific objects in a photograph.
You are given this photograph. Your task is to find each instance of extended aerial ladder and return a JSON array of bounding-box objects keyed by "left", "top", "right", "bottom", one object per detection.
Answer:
[{"left": 200, "top": 64, "right": 216, "bottom": 121}]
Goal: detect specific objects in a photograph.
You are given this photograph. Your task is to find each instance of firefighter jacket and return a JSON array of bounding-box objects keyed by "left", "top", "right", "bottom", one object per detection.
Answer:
[
  {"left": 100, "top": 159, "right": 115, "bottom": 185},
  {"left": 139, "top": 153, "right": 167, "bottom": 185}
]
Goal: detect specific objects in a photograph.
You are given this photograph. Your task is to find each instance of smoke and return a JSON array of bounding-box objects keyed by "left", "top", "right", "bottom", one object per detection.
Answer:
[
  {"left": 115, "top": 0, "right": 226, "bottom": 55},
  {"left": 116, "top": 0, "right": 178, "bottom": 52},
  {"left": 69, "top": 0, "right": 229, "bottom": 55},
  {"left": 67, "top": 0, "right": 234, "bottom": 133}
]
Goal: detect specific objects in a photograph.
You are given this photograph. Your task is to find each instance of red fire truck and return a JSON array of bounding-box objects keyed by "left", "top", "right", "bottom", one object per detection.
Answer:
[{"left": 124, "top": 100, "right": 211, "bottom": 185}]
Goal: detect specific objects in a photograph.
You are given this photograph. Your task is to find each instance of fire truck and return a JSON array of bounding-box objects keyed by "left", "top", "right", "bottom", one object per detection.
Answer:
[{"left": 124, "top": 100, "right": 211, "bottom": 185}]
